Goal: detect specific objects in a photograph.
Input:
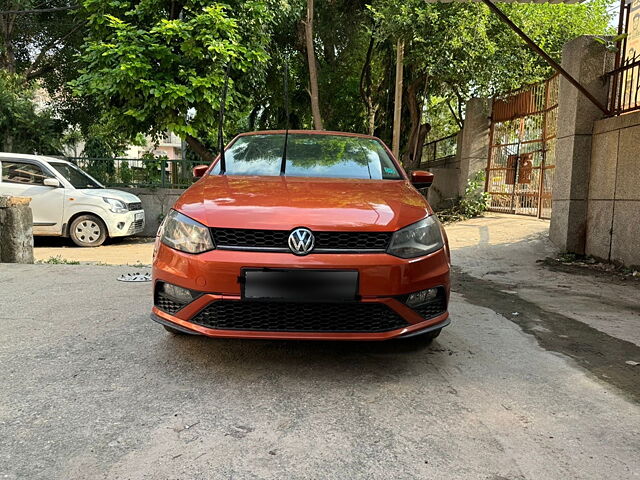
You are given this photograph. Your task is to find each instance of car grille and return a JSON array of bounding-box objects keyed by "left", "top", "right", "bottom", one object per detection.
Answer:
[
  {"left": 210, "top": 228, "right": 392, "bottom": 253},
  {"left": 190, "top": 301, "right": 409, "bottom": 333},
  {"left": 127, "top": 202, "right": 143, "bottom": 211},
  {"left": 127, "top": 219, "right": 144, "bottom": 234},
  {"left": 155, "top": 292, "right": 186, "bottom": 314},
  {"left": 410, "top": 289, "right": 447, "bottom": 320}
]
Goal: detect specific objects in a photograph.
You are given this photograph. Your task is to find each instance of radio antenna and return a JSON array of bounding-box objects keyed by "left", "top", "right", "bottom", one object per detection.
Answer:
[
  {"left": 280, "top": 56, "right": 290, "bottom": 176},
  {"left": 218, "top": 63, "right": 230, "bottom": 175}
]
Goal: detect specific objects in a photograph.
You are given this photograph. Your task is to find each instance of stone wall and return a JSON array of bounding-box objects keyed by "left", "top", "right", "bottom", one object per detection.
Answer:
[
  {"left": 457, "top": 98, "right": 492, "bottom": 195},
  {"left": 549, "top": 37, "right": 615, "bottom": 254},
  {"left": 427, "top": 162, "right": 462, "bottom": 211},
  {"left": 585, "top": 111, "right": 640, "bottom": 267},
  {"left": 119, "top": 187, "right": 184, "bottom": 237},
  {"left": 546, "top": 35, "right": 640, "bottom": 267}
]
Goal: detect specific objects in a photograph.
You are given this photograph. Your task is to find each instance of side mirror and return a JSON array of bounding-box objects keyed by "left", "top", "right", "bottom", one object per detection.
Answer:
[
  {"left": 410, "top": 170, "right": 434, "bottom": 189},
  {"left": 192, "top": 165, "right": 209, "bottom": 179},
  {"left": 43, "top": 178, "right": 61, "bottom": 188}
]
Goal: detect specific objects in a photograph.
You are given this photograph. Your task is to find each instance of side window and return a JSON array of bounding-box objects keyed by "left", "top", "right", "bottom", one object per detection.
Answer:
[{"left": 1, "top": 161, "right": 49, "bottom": 185}]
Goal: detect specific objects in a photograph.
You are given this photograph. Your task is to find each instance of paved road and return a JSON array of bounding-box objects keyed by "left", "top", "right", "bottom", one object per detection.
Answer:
[{"left": 2, "top": 216, "right": 640, "bottom": 479}]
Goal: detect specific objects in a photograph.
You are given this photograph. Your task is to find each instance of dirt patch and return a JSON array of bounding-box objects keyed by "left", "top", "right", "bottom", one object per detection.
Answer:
[
  {"left": 452, "top": 266, "right": 640, "bottom": 404},
  {"left": 541, "top": 257, "right": 640, "bottom": 286}
]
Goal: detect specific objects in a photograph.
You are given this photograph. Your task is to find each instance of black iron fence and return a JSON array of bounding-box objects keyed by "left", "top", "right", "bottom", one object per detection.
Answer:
[
  {"left": 67, "top": 157, "right": 199, "bottom": 188},
  {"left": 607, "top": 53, "right": 640, "bottom": 116},
  {"left": 420, "top": 133, "right": 459, "bottom": 168}
]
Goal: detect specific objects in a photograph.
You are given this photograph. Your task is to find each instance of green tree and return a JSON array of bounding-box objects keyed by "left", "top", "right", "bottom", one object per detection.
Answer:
[
  {"left": 72, "top": 0, "right": 275, "bottom": 162},
  {"left": 0, "top": 71, "right": 65, "bottom": 153},
  {"left": 367, "top": 0, "right": 612, "bottom": 167}
]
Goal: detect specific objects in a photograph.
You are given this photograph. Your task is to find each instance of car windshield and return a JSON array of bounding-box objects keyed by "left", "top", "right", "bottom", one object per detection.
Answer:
[
  {"left": 210, "top": 134, "right": 402, "bottom": 180},
  {"left": 49, "top": 162, "right": 103, "bottom": 189}
]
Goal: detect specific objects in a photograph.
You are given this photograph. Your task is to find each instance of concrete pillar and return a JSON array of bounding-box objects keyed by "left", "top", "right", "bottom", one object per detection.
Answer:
[
  {"left": 458, "top": 97, "right": 492, "bottom": 195},
  {"left": 549, "top": 36, "right": 615, "bottom": 254},
  {"left": 0, "top": 196, "right": 34, "bottom": 264}
]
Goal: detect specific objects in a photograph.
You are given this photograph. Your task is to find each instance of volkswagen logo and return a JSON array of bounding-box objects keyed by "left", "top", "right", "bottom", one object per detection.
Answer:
[{"left": 288, "top": 228, "right": 315, "bottom": 255}]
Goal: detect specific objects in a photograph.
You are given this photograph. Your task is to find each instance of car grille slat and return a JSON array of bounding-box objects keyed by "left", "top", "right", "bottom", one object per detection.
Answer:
[
  {"left": 210, "top": 228, "right": 391, "bottom": 253},
  {"left": 127, "top": 219, "right": 144, "bottom": 234},
  {"left": 410, "top": 289, "right": 447, "bottom": 320},
  {"left": 155, "top": 292, "right": 186, "bottom": 314},
  {"left": 127, "top": 202, "right": 143, "bottom": 211},
  {"left": 191, "top": 301, "right": 409, "bottom": 333}
]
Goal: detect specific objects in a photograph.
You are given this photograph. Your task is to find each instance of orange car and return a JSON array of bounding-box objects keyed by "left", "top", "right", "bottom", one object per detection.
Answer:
[{"left": 151, "top": 131, "right": 450, "bottom": 342}]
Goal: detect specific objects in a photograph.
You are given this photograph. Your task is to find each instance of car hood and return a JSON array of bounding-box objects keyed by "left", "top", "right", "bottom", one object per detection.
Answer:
[
  {"left": 77, "top": 188, "right": 141, "bottom": 204},
  {"left": 174, "top": 175, "right": 432, "bottom": 231}
]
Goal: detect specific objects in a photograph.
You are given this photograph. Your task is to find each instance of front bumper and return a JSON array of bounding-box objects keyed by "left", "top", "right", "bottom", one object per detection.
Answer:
[
  {"left": 107, "top": 210, "right": 145, "bottom": 238},
  {"left": 151, "top": 242, "right": 450, "bottom": 341}
]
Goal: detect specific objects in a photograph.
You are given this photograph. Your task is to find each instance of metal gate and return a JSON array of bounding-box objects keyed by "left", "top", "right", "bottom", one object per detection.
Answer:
[{"left": 485, "top": 75, "right": 558, "bottom": 219}]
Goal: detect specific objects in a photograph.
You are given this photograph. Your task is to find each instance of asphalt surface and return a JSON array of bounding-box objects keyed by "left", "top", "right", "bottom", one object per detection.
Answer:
[{"left": 2, "top": 216, "right": 640, "bottom": 479}]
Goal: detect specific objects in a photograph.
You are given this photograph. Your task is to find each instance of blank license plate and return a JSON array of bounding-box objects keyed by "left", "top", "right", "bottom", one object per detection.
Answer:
[{"left": 243, "top": 269, "right": 358, "bottom": 302}]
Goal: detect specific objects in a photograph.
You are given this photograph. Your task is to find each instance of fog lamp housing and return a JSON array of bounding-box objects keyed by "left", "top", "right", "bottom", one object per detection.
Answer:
[
  {"left": 161, "top": 282, "right": 196, "bottom": 303},
  {"left": 405, "top": 288, "right": 438, "bottom": 307}
]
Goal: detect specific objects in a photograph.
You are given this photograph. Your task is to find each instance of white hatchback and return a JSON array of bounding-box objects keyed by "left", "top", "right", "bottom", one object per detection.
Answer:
[{"left": 0, "top": 153, "right": 145, "bottom": 247}]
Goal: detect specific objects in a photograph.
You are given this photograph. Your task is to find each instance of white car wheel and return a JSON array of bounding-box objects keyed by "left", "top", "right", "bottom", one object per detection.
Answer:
[{"left": 70, "top": 215, "right": 107, "bottom": 247}]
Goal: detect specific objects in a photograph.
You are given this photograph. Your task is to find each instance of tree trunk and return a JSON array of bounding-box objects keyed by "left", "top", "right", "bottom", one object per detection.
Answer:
[
  {"left": 392, "top": 39, "right": 404, "bottom": 159},
  {"left": 0, "top": 13, "right": 17, "bottom": 73},
  {"left": 3, "top": 132, "right": 14, "bottom": 153},
  {"left": 404, "top": 75, "right": 429, "bottom": 168},
  {"left": 359, "top": 31, "right": 378, "bottom": 136},
  {"left": 411, "top": 123, "right": 430, "bottom": 169},
  {"left": 185, "top": 135, "right": 216, "bottom": 164},
  {"left": 304, "top": 0, "right": 323, "bottom": 130}
]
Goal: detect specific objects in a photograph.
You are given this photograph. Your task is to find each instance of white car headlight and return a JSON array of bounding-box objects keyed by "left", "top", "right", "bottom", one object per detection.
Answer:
[
  {"left": 160, "top": 210, "right": 214, "bottom": 254},
  {"left": 103, "top": 197, "right": 128, "bottom": 214},
  {"left": 387, "top": 216, "right": 444, "bottom": 258}
]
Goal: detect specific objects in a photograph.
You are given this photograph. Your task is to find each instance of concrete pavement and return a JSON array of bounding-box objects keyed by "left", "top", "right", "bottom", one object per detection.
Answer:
[{"left": 2, "top": 214, "right": 639, "bottom": 479}]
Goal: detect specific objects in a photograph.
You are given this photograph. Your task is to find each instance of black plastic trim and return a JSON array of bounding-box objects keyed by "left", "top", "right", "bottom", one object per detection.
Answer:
[{"left": 150, "top": 312, "right": 202, "bottom": 335}]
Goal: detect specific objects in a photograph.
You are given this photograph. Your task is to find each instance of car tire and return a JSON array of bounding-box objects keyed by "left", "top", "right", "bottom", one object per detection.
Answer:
[
  {"left": 69, "top": 214, "right": 107, "bottom": 247},
  {"left": 163, "top": 325, "right": 187, "bottom": 335},
  {"left": 423, "top": 327, "right": 442, "bottom": 343}
]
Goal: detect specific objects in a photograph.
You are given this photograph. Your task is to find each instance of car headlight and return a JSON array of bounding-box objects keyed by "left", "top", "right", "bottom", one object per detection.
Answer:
[
  {"left": 387, "top": 216, "right": 444, "bottom": 258},
  {"left": 103, "top": 197, "right": 128, "bottom": 214},
  {"left": 159, "top": 209, "right": 214, "bottom": 254}
]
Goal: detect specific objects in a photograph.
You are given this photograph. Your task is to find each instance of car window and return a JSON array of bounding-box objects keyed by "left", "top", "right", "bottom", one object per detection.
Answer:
[
  {"left": 48, "top": 162, "right": 102, "bottom": 189},
  {"left": 211, "top": 134, "right": 402, "bottom": 180},
  {"left": 1, "top": 161, "right": 50, "bottom": 185}
]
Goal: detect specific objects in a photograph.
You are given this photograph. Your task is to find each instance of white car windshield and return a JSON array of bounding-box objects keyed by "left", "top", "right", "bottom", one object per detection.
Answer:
[{"left": 50, "top": 162, "right": 103, "bottom": 189}]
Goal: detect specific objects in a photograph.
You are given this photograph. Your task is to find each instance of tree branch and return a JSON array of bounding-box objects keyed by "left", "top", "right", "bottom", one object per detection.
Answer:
[
  {"left": 24, "top": 21, "right": 86, "bottom": 81},
  {"left": 185, "top": 135, "right": 216, "bottom": 164}
]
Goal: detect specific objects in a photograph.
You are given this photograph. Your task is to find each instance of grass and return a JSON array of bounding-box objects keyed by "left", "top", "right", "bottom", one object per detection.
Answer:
[{"left": 38, "top": 255, "right": 80, "bottom": 265}]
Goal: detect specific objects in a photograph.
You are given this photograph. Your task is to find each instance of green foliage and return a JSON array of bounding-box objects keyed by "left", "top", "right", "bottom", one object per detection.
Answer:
[
  {"left": 140, "top": 151, "right": 164, "bottom": 186},
  {"left": 119, "top": 160, "right": 133, "bottom": 184},
  {"left": 459, "top": 171, "right": 490, "bottom": 217},
  {"left": 72, "top": 0, "right": 275, "bottom": 148},
  {"left": 368, "top": 0, "right": 612, "bottom": 151},
  {"left": 436, "top": 171, "right": 490, "bottom": 224},
  {"left": 2, "top": 0, "right": 615, "bottom": 162},
  {"left": 0, "top": 72, "right": 65, "bottom": 154},
  {"left": 593, "top": 33, "right": 628, "bottom": 53}
]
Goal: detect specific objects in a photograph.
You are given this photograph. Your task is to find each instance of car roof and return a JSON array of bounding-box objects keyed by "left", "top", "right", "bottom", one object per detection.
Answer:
[
  {"left": 0, "top": 152, "right": 71, "bottom": 164},
  {"left": 236, "top": 130, "right": 382, "bottom": 141}
]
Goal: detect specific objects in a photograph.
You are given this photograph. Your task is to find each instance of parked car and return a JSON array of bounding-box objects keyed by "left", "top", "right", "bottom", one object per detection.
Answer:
[
  {"left": 151, "top": 130, "right": 450, "bottom": 342},
  {"left": 0, "top": 153, "right": 145, "bottom": 247}
]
